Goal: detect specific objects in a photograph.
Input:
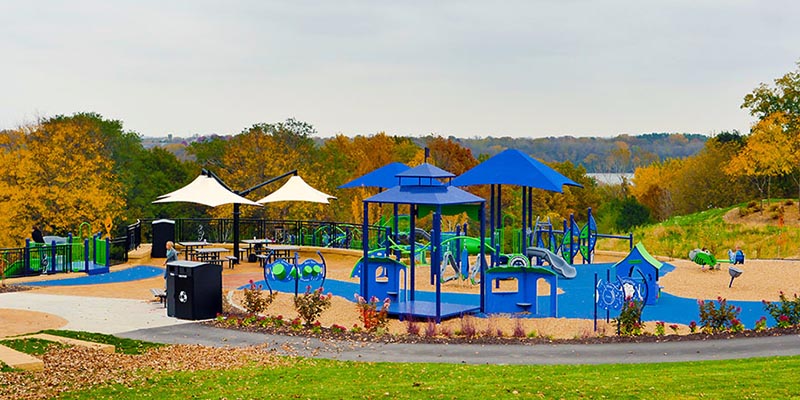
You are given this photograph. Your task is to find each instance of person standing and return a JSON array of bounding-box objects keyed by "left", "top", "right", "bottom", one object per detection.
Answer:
[{"left": 164, "top": 241, "right": 178, "bottom": 279}]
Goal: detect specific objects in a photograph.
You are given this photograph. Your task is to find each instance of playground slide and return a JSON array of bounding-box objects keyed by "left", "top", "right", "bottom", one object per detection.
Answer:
[
  {"left": 414, "top": 228, "right": 431, "bottom": 241},
  {"left": 525, "top": 246, "right": 577, "bottom": 279}
]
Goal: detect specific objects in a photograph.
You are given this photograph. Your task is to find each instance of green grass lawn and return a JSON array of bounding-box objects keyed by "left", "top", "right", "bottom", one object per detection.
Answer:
[
  {"left": 60, "top": 355, "right": 800, "bottom": 399},
  {"left": 0, "top": 338, "right": 66, "bottom": 356},
  {"left": 41, "top": 329, "right": 164, "bottom": 355}
]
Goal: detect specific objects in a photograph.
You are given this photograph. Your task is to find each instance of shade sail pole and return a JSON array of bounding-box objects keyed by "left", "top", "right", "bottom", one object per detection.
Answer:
[{"left": 203, "top": 168, "right": 298, "bottom": 264}]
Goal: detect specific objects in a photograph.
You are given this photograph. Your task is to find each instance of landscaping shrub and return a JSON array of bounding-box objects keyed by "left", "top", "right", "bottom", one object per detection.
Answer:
[
  {"left": 242, "top": 280, "right": 275, "bottom": 315},
  {"left": 763, "top": 291, "right": 800, "bottom": 327},
  {"left": 405, "top": 318, "right": 421, "bottom": 336},
  {"left": 698, "top": 297, "right": 741, "bottom": 333},
  {"left": 654, "top": 321, "right": 665, "bottom": 336},
  {"left": 354, "top": 294, "right": 391, "bottom": 332},
  {"left": 614, "top": 298, "right": 644, "bottom": 336},
  {"left": 512, "top": 319, "right": 526, "bottom": 338},
  {"left": 293, "top": 286, "right": 332, "bottom": 326},
  {"left": 460, "top": 315, "right": 478, "bottom": 338},
  {"left": 424, "top": 320, "right": 437, "bottom": 337}
]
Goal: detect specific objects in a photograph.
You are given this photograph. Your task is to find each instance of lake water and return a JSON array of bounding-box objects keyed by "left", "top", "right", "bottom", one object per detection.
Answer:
[{"left": 587, "top": 173, "right": 634, "bottom": 185}]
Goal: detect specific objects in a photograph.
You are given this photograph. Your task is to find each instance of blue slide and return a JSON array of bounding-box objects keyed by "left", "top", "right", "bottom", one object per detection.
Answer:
[{"left": 526, "top": 247, "right": 577, "bottom": 279}]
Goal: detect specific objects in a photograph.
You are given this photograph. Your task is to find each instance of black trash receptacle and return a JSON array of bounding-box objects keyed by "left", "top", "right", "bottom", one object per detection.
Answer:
[
  {"left": 166, "top": 260, "right": 222, "bottom": 320},
  {"left": 151, "top": 219, "right": 175, "bottom": 258}
]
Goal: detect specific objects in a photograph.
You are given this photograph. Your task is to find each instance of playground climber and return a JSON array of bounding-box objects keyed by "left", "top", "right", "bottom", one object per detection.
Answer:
[
  {"left": 728, "top": 246, "right": 745, "bottom": 265},
  {"left": 689, "top": 247, "right": 720, "bottom": 271},
  {"left": 31, "top": 225, "right": 44, "bottom": 244}
]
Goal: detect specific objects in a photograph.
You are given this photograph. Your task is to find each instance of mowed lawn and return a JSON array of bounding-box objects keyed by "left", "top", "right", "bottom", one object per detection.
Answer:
[{"left": 62, "top": 355, "right": 800, "bottom": 399}]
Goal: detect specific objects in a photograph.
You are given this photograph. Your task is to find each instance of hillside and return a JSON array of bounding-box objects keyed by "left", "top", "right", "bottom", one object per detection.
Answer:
[
  {"left": 599, "top": 200, "right": 800, "bottom": 260},
  {"left": 148, "top": 132, "right": 705, "bottom": 173}
]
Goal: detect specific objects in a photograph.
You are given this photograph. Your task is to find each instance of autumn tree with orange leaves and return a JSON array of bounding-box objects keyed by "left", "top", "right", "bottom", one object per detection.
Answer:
[{"left": 0, "top": 116, "right": 125, "bottom": 246}]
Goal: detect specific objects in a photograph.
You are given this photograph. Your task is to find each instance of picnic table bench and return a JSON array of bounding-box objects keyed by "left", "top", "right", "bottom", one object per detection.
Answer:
[{"left": 150, "top": 288, "right": 166, "bottom": 307}]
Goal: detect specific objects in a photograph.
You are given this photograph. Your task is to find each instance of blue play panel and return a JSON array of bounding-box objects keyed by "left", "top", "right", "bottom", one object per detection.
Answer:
[
  {"left": 245, "top": 262, "right": 772, "bottom": 327},
  {"left": 21, "top": 266, "right": 164, "bottom": 286}
]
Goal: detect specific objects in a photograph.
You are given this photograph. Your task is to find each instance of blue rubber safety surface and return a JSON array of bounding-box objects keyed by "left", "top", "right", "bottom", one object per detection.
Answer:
[
  {"left": 247, "top": 262, "right": 772, "bottom": 327},
  {"left": 21, "top": 266, "right": 164, "bottom": 286}
]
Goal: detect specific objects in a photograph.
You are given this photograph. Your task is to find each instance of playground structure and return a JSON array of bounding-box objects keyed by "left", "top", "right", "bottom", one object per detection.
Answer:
[
  {"left": 593, "top": 243, "right": 663, "bottom": 329},
  {"left": 527, "top": 208, "right": 634, "bottom": 265},
  {"left": 343, "top": 150, "right": 591, "bottom": 322},
  {"left": 262, "top": 250, "right": 327, "bottom": 297},
  {"left": 484, "top": 265, "right": 558, "bottom": 316},
  {"left": 610, "top": 242, "right": 663, "bottom": 305},
  {"left": 2, "top": 233, "right": 111, "bottom": 279},
  {"left": 357, "top": 162, "right": 487, "bottom": 322}
]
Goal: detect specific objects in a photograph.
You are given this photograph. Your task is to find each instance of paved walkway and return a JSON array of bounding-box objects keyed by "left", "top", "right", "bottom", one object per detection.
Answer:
[
  {"left": 4, "top": 291, "right": 800, "bottom": 365},
  {"left": 0, "top": 292, "right": 189, "bottom": 335},
  {"left": 116, "top": 322, "right": 800, "bottom": 365}
]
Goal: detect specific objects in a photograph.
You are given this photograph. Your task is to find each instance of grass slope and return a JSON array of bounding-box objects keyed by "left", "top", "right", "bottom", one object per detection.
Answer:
[
  {"left": 599, "top": 200, "right": 800, "bottom": 259},
  {"left": 62, "top": 356, "right": 800, "bottom": 399}
]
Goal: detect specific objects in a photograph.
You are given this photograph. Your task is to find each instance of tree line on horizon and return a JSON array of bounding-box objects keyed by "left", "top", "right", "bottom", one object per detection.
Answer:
[{"left": 1, "top": 60, "right": 797, "bottom": 248}]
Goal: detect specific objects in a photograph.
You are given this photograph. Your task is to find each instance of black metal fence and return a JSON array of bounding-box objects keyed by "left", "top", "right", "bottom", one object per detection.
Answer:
[
  {"left": 1, "top": 218, "right": 382, "bottom": 280},
  {"left": 0, "top": 232, "right": 133, "bottom": 279},
  {"left": 137, "top": 218, "right": 386, "bottom": 250}
]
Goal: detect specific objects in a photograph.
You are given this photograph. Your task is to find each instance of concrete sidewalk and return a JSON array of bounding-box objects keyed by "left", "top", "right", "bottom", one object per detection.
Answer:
[
  {"left": 117, "top": 322, "right": 800, "bottom": 365},
  {"left": 0, "top": 292, "right": 191, "bottom": 335}
]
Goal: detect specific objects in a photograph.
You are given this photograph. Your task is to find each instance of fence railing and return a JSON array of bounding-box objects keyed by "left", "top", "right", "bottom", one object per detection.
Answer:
[
  {"left": 138, "top": 218, "right": 386, "bottom": 250},
  {"left": 1, "top": 234, "right": 119, "bottom": 279},
  {"left": 1, "top": 218, "right": 385, "bottom": 280}
]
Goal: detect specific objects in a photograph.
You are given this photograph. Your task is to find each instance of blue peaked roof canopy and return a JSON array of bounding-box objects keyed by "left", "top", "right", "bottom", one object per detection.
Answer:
[
  {"left": 364, "top": 163, "right": 483, "bottom": 206},
  {"left": 365, "top": 185, "right": 484, "bottom": 205},
  {"left": 338, "top": 162, "right": 410, "bottom": 189},
  {"left": 395, "top": 163, "right": 453, "bottom": 186},
  {"left": 451, "top": 149, "right": 582, "bottom": 193}
]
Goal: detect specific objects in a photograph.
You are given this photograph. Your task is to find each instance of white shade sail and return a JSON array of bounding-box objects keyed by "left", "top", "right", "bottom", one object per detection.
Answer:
[
  {"left": 256, "top": 175, "right": 336, "bottom": 204},
  {"left": 153, "top": 175, "right": 262, "bottom": 207}
]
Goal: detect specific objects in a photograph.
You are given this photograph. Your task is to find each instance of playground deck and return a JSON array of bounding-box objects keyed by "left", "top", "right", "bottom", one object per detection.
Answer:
[{"left": 387, "top": 300, "right": 481, "bottom": 320}]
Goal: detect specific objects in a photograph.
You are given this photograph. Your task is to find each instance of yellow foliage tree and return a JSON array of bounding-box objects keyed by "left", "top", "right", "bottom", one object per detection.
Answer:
[
  {"left": 0, "top": 118, "right": 124, "bottom": 247},
  {"left": 725, "top": 113, "right": 797, "bottom": 208}
]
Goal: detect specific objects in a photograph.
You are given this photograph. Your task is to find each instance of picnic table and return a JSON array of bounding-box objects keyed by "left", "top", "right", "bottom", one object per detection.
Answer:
[
  {"left": 177, "top": 241, "right": 210, "bottom": 261},
  {"left": 194, "top": 247, "right": 229, "bottom": 266},
  {"left": 264, "top": 245, "right": 300, "bottom": 263},
  {"left": 240, "top": 239, "right": 272, "bottom": 258}
]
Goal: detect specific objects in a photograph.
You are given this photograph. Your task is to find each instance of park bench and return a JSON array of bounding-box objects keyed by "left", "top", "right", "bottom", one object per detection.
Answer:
[{"left": 150, "top": 288, "right": 166, "bottom": 307}]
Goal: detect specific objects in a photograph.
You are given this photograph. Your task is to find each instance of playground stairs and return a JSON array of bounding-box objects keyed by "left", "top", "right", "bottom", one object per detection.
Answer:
[{"left": 0, "top": 334, "right": 115, "bottom": 371}]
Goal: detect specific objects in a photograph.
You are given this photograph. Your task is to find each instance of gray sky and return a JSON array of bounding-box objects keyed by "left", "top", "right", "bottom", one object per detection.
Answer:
[{"left": 1, "top": 1, "right": 798, "bottom": 138}]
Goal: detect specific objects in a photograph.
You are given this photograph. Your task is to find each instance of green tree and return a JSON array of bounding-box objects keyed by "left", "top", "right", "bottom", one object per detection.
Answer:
[{"left": 742, "top": 60, "right": 800, "bottom": 128}]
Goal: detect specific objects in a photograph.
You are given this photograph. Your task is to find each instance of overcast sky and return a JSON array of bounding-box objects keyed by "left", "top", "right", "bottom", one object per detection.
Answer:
[{"left": 1, "top": 1, "right": 798, "bottom": 138}]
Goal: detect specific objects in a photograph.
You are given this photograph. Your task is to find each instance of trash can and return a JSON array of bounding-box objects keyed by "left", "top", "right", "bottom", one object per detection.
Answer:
[
  {"left": 151, "top": 219, "right": 175, "bottom": 258},
  {"left": 166, "top": 260, "right": 222, "bottom": 320}
]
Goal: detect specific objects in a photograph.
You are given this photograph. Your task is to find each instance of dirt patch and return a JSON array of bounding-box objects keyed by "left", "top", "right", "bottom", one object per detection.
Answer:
[
  {"left": 723, "top": 201, "right": 800, "bottom": 227},
  {"left": 659, "top": 258, "right": 800, "bottom": 302},
  {"left": 0, "top": 309, "right": 68, "bottom": 337}
]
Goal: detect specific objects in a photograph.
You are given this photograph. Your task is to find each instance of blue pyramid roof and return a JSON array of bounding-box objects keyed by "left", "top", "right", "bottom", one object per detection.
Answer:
[
  {"left": 396, "top": 163, "right": 455, "bottom": 179},
  {"left": 365, "top": 184, "right": 484, "bottom": 205},
  {"left": 395, "top": 163, "right": 452, "bottom": 186},
  {"left": 338, "top": 162, "right": 410, "bottom": 189},
  {"left": 451, "top": 149, "right": 582, "bottom": 192}
]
